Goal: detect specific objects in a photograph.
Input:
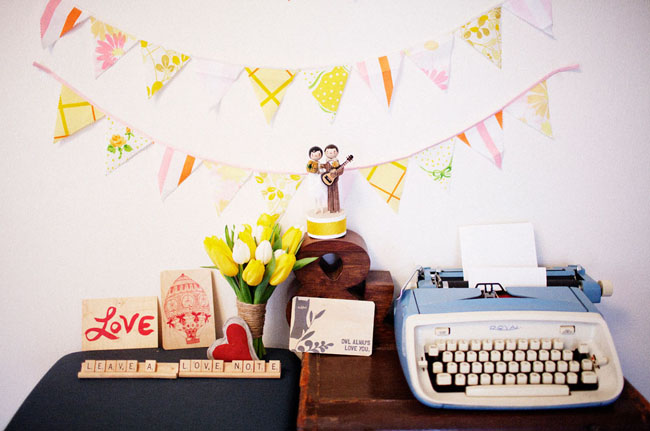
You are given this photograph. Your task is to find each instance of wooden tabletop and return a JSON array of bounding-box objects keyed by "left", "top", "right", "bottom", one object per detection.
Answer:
[{"left": 297, "top": 349, "right": 650, "bottom": 430}]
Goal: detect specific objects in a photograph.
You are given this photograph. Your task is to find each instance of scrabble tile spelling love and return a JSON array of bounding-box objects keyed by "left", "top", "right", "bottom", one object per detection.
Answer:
[{"left": 289, "top": 297, "right": 375, "bottom": 356}]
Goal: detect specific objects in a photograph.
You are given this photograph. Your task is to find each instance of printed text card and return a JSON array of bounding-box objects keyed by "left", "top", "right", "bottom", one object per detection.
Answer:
[{"left": 289, "top": 297, "right": 374, "bottom": 356}]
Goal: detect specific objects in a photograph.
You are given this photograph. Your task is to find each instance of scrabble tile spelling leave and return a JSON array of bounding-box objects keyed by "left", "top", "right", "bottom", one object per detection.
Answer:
[{"left": 289, "top": 297, "right": 375, "bottom": 356}]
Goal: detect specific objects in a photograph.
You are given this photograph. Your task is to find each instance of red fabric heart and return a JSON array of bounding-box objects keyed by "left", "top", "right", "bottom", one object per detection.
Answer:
[{"left": 209, "top": 323, "right": 253, "bottom": 361}]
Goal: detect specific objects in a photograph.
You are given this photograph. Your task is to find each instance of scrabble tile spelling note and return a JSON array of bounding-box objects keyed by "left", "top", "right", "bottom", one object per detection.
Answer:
[
  {"left": 160, "top": 269, "right": 217, "bottom": 350},
  {"left": 289, "top": 297, "right": 375, "bottom": 356},
  {"left": 82, "top": 297, "right": 159, "bottom": 351}
]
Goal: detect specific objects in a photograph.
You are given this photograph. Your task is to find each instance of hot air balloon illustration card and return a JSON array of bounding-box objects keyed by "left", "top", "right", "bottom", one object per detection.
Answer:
[{"left": 160, "top": 269, "right": 217, "bottom": 350}]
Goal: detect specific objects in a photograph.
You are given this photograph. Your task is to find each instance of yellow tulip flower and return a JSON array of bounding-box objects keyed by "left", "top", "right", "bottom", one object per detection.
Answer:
[
  {"left": 204, "top": 236, "right": 238, "bottom": 277},
  {"left": 269, "top": 253, "right": 296, "bottom": 286},
  {"left": 282, "top": 227, "right": 303, "bottom": 255},
  {"left": 242, "top": 259, "right": 265, "bottom": 286},
  {"left": 257, "top": 213, "right": 279, "bottom": 227}
]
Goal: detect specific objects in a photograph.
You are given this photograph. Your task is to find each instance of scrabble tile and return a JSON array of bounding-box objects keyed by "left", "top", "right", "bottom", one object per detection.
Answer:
[
  {"left": 144, "top": 360, "right": 157, "bottom": 373},
  {"left": 117, "top": 360, "right": 127, "bottom": 372},
  {"left": 243, "top": 361, "right": 254, "bottom": 373},
  {"left": 179, "top": 360, "right": 191, "bottom": 373},
  {"left": 82, "top": 360, "right": 96, "bottom": 372},
  {"left": 127, "top": 360, "right": 138, "bottom": 372},
  {"left": 269, "top": 360, "right": 281, "bottom": 373},
  {"left": 254, "top": 361, "right": 266, "bottom": 373},
  {"left": 191, "top": 359, "right": 202, "bottom": 372},
  {"left": 213, "top": 360, "right": 224, "bottom": 372},
  {"left": 95, "top": 360, "right": 106, "bottom": 372},
  {"left": 105, "top": 360, "right": 117, "bottom": 372},
  {"left": 202, "top": 360, "right": 213, "bottom": 372},
  {"left": 231, "top": 360, "right": 243, "bottom": 372}
]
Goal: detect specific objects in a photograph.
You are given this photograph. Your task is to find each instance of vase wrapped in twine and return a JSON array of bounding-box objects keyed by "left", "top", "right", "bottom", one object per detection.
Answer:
[{"left": 236, "top": 300, "right": 267, "bottom": 339}]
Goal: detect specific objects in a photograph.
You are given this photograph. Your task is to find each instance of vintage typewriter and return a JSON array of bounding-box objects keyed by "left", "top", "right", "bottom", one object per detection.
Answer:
[{"left": 394, "top": 265, "right": 623, "bottom": 409}]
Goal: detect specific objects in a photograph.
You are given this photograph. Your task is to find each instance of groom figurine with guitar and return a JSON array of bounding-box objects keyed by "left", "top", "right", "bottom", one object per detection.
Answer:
[{"left": 321, "top": 144, "right": 353, "bottom": 213}]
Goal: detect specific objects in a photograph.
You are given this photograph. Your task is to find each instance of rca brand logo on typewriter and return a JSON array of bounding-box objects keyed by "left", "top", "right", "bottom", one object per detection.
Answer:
[{"left": 489, "top": 324, "right": 521, "bottom": 331}]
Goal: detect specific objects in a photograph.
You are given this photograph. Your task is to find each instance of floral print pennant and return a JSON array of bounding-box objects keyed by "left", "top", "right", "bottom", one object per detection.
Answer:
[
  {"left": 141, "top": 41, "right": 191, "bottom": 98},
  {"left": 90, "top": 18, "right": 138, "bottom": 78},
  {"left": 459, "top": 7, "right": 502, "bottom": 69}
]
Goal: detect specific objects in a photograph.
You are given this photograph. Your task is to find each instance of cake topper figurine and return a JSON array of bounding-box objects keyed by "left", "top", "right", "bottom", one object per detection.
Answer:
[
  {"left": 306, "top": 144, "right": 353, "bottom": 239},
  {"left": 306, "top": 146, "right": 327, "bottom": 214}
]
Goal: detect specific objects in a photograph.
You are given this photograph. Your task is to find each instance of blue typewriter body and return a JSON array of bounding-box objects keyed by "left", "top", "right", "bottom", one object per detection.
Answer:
[{"left": 393, "top": 265, "right": 623, "bottom": 410}]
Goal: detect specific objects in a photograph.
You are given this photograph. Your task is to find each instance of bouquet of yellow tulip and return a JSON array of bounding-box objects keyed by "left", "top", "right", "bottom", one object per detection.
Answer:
[{"left": 204, "top": 213, "right": 316, "bottom": 358}]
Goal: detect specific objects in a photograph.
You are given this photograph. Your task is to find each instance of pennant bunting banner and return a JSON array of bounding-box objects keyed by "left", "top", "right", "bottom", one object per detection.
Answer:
[
  {"left": 457, "top": 111, "right": 505, "bottom": 168},
  {"left": 459, "top": 7, "right": 503, "bottom": 69},
  {"left": 40, "top": 0, "right": 89, "bottom": 48},
  {"left": 405, "top": 34, "right": 454, "bottom": 91},
  {"left": 246, "top": 67, "right": 297, "bottom": 124},
  {"left": 141, "top": 41, "right": 191, "bottom": 98},
  {"left": 158, "top": 146, "right": 202, "bottom": 200},
  {"left": 105, "top": 118, "right": 153, "bottom": 174},
  {"left": 413, "top": 139, "right": 455, "bottom": 190},
  {"left": 204, "top": 162, "right": 252, "bottom": 215},
  {"left": 54, "top": 84, "right": 104, "bottom": 143},
  {"left": 90, "top": 18, "right": 138, "bottom": 78},
  {"left": 253, "top": 172, "right": 303, "bottom": 216},
  {"left": 192, "top": 59, "right": 243, "bottom": 110},
  {"left": 504, "top": 81, "right": 552, "bottom": 137},
  {"left": 504, "top": 0, "right": 553, "bottom": 36},
  {"left": 359, "top": 158, "right": 409, "bottom": 213},
  {"left": 301, "top": 66, "right": 351, "bottom": 122},
  {"left": 356, "top": 52, "right": 404, "bottom": 108}
]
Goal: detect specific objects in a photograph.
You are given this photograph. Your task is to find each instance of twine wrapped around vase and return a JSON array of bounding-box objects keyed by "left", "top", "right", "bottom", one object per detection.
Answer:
[{"left": 236, "top": 300, "right": 267, "bottom": 339}]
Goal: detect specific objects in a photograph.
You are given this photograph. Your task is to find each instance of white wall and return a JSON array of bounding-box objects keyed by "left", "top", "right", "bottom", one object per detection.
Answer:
[{"left": 1, "top": 0, "right": 649, "bottom": 426}]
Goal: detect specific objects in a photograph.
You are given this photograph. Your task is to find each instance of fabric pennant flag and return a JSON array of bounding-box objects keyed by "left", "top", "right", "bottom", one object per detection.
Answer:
[
  {"left": 459, "top": 7, "right": 502, "bottom": 68},
  {"left": 504, "top": 0, "right": 553, "bottom": 36},
  {"left": 193, "top": 59, "right": 243, "bottom": 110},
  {"left": 141, "top": 41, "right": 191, "bottom": 98},
  {"left": 105, "top": 118, "right": 153, "bottom": 174},
  {"left": 413, "top": 139, "right": 456, "bottom": 190},
  {"left": 253, "top": 172, "right": 303, "bottom": 215},
  {"left": 404, "top": 34, "right": 454, "bottom": 91},
  {"left": 54, "top": 84, "right": 104, "bottom": 143},
  {"left": 356, "top": 52, "right": 404, "bottom": 108},
  {"left": 246, "top": 68, "right": 297, "bottom": 125},
  {"left": 504, "top": 81, "right": 553, "bottom": 137},
  {"left": 359, "top": 158, "right": 409, "bottom": 213},
  {"left": 90, "top": 18, "right": 138, "bottom": 78},
  {"left": 158, "top": 146, "right": 202, "bottom": 200},
  {"left": 204, "top": 162, "right": 252, "bottom": 215},
  {"left": 40, "top": 0, "right": 90, "bottom": 48},
  {"left": 457, "top": 111, "right": 505, "bottom": 168},
  {"left": 301, "top": 66, "right": 351, "bottom": 122}
]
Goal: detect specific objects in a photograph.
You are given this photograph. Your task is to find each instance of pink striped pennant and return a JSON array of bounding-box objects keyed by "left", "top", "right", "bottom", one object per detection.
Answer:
[
  {"left": 356, "top": 52, "right": 404, "bottom": 108},
  {"left": 158, "top": 146, "right": 202, "bottom": 200},
  {"left": 457, "top": 112, "right": 505, "bottom": 168},
  {"left": 40, "top": 0, "right": 89, "bottom": 48},
  {"left": 504, "top": 0, "right": 553, "bottom": 36}
]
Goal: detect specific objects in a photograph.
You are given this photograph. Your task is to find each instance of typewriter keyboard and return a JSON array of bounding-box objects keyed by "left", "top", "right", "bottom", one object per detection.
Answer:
[{"left": 424, "top": 337, "right": 602, "bottom": 397}]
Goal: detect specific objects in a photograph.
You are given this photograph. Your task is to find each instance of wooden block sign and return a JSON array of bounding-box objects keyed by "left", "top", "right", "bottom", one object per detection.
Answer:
[
  {"left": 160, "top": 269, "right": 216, "bottom": 350},
  {"left": 82, "top": 296, "right": 159, "bottom": 351},
  {"left": 289, "top": 296, "right": 375, "bottom": 356}
]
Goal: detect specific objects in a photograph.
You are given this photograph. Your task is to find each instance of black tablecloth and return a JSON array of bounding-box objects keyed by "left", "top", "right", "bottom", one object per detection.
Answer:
[{"left": 7, "top": 348, "right": 301, "bottom": 431}]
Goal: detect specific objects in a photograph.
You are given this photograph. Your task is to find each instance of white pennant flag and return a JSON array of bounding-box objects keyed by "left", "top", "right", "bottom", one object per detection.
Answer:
[
  {"left": 193, "top": 59, "right": 243, "bottom": 110},
  {"left": 504, "top": 0, "right": 554, "bottom": 36},
  {"left": 105, "top": 118, "right": 153, "bottom": 175},
  {"left": 356, "top": 52, "right": 404, "bottom": 108},
  {"left": 405, "top": 34, "right": 454, "bottom": 91},
  {"left": 158, "top": 146, "right": 202, "bottom": 200}
]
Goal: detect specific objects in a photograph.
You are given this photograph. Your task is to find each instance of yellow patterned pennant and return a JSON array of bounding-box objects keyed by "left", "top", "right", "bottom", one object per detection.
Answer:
[
  {"left": 359, "top": 158, "right": 409, "bottom": 213},
  {"left": 54, "top": 84, "right": 104, "bottom": 143},
  {"left": 504, "top": 81, "right": 553, "bottom": 137},
  {"left": 141, "top": 41, "right": 190, "bottom": 98},
  {"left": 460, "top": 7, "right": 502, "bottom": 68},
  {"left": 253, "top": 172, "right": 303, "bottom": 215},
  {"left": 413, "top": 139, "right": 455, "bottom": 191},
  {"left": 302, "top": 66, "right": 350, "bottom": 122},
  {"left": 204, "top": 162, "right": 252, "bottom": 215},
  {"left": 246, "top": 67, "right": 297, "bottom": 124}
]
